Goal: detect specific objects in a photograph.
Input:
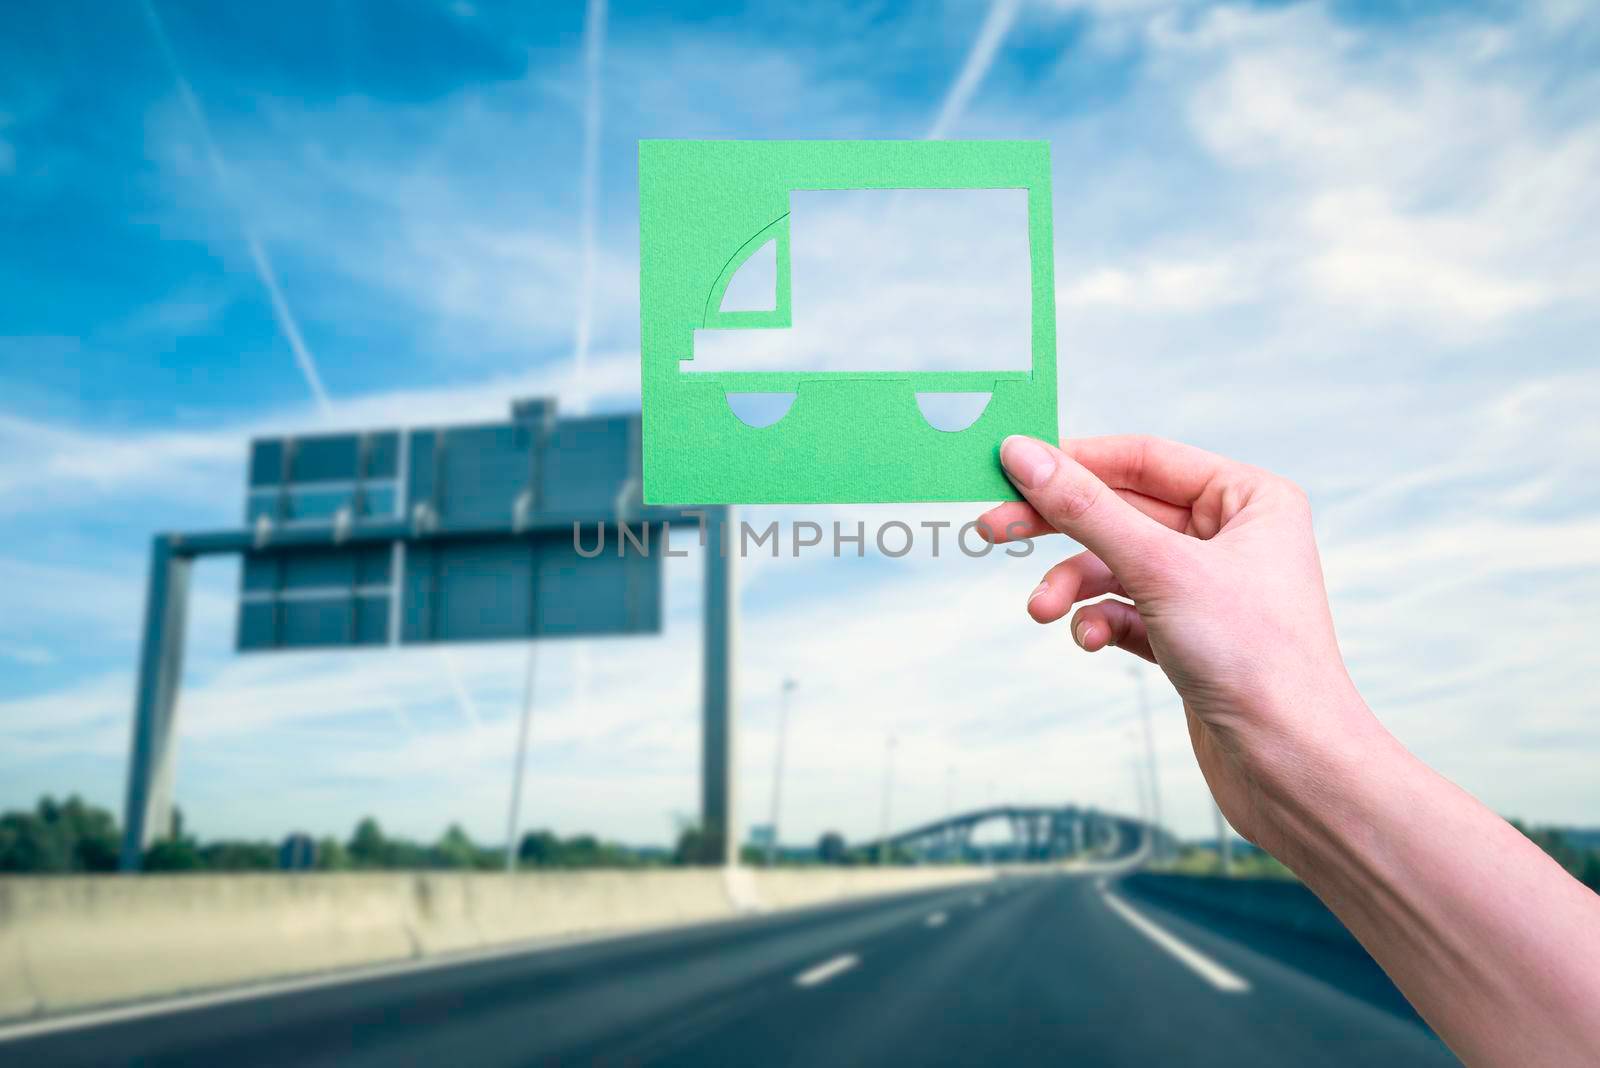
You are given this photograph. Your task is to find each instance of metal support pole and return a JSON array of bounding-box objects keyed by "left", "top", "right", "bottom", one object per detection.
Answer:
[
  {"left": 877, "top": 734, "right": 897, "bottom": 865},
  {"left": 119, "top": 536, "right": 193, "bottom": 872},
  {"left": 504, "top": 643, "right": 538, "bottom": 874},
  {"left": 765, "top": 678, "right": 796, "bottom": 867},
  {"left": 1129, "top": 757, "right": 1150, "bottom": 858},
  {"left": 1131, "top": 666, "right": 1165, "bottom": 864},
  {"left": 702, "top": 507, "right": 737, "bottom": 866},
  {"left": 1214, "top": 798, "right": 1233, "bottom": 875}
]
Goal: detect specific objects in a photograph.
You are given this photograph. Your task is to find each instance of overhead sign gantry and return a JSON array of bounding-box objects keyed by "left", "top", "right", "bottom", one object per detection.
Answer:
[{"left": 120, "top": 398, "right": 737, "bottom": 871}]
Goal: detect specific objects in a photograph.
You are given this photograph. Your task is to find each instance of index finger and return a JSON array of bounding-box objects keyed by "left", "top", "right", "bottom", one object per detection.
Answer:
[
  {"left": 976, "top": 487, "right": 1192, "bottom": 543},
  {"left": 1065, "top": 435, "right": 1240, "bottom": 509}
]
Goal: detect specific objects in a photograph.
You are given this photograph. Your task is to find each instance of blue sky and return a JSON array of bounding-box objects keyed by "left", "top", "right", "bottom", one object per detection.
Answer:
[{"left": 2, "top": 0, "right": 1598, "bottom": 849}]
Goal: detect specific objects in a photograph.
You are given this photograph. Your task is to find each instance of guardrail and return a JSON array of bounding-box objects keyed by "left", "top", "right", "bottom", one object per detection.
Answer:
[
  {"left": 0, "top": 866, "right": 993, "bottom": 1022},
  {"left": 1122, "top": 872, "right": 1354, "bottom": 945}
]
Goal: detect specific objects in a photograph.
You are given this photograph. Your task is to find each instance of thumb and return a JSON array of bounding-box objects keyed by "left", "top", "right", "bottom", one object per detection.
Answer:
[{"left": 999, "top": 435, "right": 1173, "bottom": 582}]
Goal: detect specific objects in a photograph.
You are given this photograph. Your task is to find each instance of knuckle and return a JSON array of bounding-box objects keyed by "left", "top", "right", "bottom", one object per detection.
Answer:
[
  {"left": 1278, "top": 478, "right": 1313, "bottom": 515},
  {"left": 1128, "top": 435, "right": 1158, "bottom": 484},
  {"left": 1052, "top": 477, "right": 1104, "bottom": 525}
]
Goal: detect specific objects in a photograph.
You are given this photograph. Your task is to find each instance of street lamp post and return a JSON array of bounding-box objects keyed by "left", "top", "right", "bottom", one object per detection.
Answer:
[
  {"left": 1129, "top": 665, "right": 1165, "bottom": 864},
  {"left": 504, "top": 644, "right": 538, "bottom": 874},
  {"left": 1214, "top": 799, "right": 1233, "bottom": 875},
  {"left": 878, "top": 734, "right": 898, "bottom": 865},
  {"left": 765, "top": 677, "right": 797, "bottom": 867},
  {"left": 944, "top": 764, "right": 958, "bottom": 861}
]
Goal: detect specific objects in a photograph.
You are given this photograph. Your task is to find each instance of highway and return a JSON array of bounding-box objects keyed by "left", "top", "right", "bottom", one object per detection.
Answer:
[{"left": 3, "top": 872, "right": 1459, "bottom": 1066}]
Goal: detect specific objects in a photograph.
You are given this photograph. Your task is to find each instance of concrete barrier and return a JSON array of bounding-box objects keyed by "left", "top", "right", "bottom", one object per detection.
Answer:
[
  {"left": 749, "top": 866, "right": 992, "bottom": 910},
  {"left": 1122, "top": 872, "right": 1356, "bottom": 946},
  {"left": 0, "top": 882, "right": 38, "bottom": 1020},
  {"left": 0, "top": 866, "right": 990, "bottom": 1022},
  {"left": 4, "top": 873, "right": 420, "bottom": 1019},
  {"left": 417, "top": 869, "right": 735, "bottom": 952}
]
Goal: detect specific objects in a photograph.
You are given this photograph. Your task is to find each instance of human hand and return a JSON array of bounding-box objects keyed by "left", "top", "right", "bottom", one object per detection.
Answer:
[{"left": 977, "top": 435, "right": 1387, "bottom": 854}]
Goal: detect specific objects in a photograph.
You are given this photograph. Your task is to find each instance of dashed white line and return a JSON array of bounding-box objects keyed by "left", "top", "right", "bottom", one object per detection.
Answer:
[
  {"left": 925, "top": 911, "right": 948, "bottom": 928},
  {"left": 794, "top": 953, "right": 860, "bottom": 988},
  {"left": 1100, "top": 891, "right": 1251, "bottom": 993}
]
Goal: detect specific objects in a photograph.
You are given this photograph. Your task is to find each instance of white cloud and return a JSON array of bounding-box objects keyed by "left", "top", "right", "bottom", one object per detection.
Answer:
[
  {"left": 1166, "top": 3, "right": 1600, "bottom": 334},
  {"left": 0, "top": 643, "right": 53, "bottom": 666},
  {"left": 4, "top": 1, "right": 1600, "bottom": 847},
  {"left": 1058, "top": 258, "right": 1249, "bottom": 312},
  {"left": 0, "top": 351, "right": 643, "bottom": 517}
]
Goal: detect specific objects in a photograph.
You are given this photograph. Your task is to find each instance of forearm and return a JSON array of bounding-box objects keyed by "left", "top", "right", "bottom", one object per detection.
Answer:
[{"left": 1257, "top": 706, "right": 1600, "bottom": 1067}]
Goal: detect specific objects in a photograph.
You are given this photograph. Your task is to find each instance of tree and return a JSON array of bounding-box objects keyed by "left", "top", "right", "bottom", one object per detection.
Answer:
[
  {"left": 348, "top": 817, "right": 391, "bottom": 868},
  {"left": 1513, "top": 820, "right": 1585, "bottom": 877},
  {"left": 817, "top": 831, "right": 847, "bottom": 864},
  {"left": 198, "top": 840, "right": 276, "bottom": 870},
  {"left": 143, "top": 841, "right": 203, "bottom": 870},
  {"left": 316, "top": 836, "right": 350, "bottom": 870},
  {"left": 672, "top": 824, "right": 708, "bottom": 865},
  {"left": 432, "top": 824, "right": 479, "bottom": 869},
  {"left": 1581, "top": 852, "right": 1600, "bottom": 893},
  {"left": 518, "top": 829, "right": 561, "bottom": 866},
  {"left": 0, "top": 795, "right": 121, "bottom": 873}
]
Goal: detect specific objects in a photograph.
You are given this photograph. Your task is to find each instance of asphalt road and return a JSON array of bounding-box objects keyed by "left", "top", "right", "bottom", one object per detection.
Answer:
[{"left": 3, "top": 875, "right": 1460, "bottom": 1067}]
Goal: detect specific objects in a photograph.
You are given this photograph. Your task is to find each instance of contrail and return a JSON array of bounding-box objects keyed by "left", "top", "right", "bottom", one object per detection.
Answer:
[
  {"left": 437, "top": 650, "right": 485, "bottom": 732},
  {"left": 564, "top": 0, "right": 608, "bottom": 725},
  {"left": 138, "top": 0, "right": 333, "bottom": 415},
  {"left": 570, "top": 0, "right": 608, "bottom": 415},
  {"left": 927, "top": 0, "right": 1021, "bottom": 140}
]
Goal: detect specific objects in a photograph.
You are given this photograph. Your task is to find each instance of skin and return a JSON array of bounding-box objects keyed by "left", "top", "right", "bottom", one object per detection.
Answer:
[{"left": 976, "top": 434, "right": 1600, "bottom": 1068}]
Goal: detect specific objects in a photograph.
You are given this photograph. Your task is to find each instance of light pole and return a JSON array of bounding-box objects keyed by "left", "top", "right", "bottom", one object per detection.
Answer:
[
  {"left": 944, "top": 764, "right": 957, "bottom": 862},
  {"left": 765, "top": 677, "right": 798, "bottom": 867},
  {"left": 1129, "top": 665, "right": 1165, "bottom": 864},
  {"left": 1214, "top": 799, "right": 1233, "bottom": 875},
  {"left": 504, "top": 644, "right": 538, "bottom": 874},
  {"left": 877, "top": 734, "right": 898, "bottom": 865}
]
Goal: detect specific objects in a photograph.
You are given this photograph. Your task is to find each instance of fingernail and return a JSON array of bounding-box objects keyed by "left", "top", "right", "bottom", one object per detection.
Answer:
[
  {"left": 1027, "top": 581, "right": 1050, "bottom": 605},
  {"left": 1001, "top": 436, "right": 1055, "bottom": 490},
  {"left": 1075, "top": 621, "right": 1097, "bottom": 649}
]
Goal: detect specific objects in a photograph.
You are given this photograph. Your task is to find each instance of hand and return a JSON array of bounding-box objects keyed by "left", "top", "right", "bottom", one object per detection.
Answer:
[
  {"left": 976, "top": 435, "right": 1385, "bottom": 854},
  {"left": 979, "top": 435, "right": 1600, "bottom": 1066}
]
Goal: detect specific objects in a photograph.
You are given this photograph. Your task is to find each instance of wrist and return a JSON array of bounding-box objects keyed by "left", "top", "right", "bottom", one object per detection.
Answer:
[{"left": 1237, "top": 683, "right": 1403, "bottom": 874}]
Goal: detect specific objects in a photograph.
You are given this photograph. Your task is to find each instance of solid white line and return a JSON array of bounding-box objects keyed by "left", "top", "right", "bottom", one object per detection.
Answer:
[
  {"left": 794, "top": 953, "right": 859, "bottom": 988},
  {"left": 1101, "top": 891, "right": 1251, "bottom": 993},
  {"left": 925, "top": 911, "right": 948, "bottom": 928}
]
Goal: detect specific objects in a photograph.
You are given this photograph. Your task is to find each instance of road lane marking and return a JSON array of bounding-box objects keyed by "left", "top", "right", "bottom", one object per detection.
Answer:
[
  {"left": 794, "top": 953, "right": 860, "bottom": 988},
  {"left": 1100, "top": 891, "right": 1251, "bottom": 994},
  {"left": 970, "top": 893, "right": 986, "bottom": 906},
  {"left": 925, "top": 911, "right": 948, "bottom": 928}
]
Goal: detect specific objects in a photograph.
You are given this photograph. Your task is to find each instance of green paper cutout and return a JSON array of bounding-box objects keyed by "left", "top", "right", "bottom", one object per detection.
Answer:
[{"left": 639, "top": 139, "right": 1058, "bottom": 504}]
